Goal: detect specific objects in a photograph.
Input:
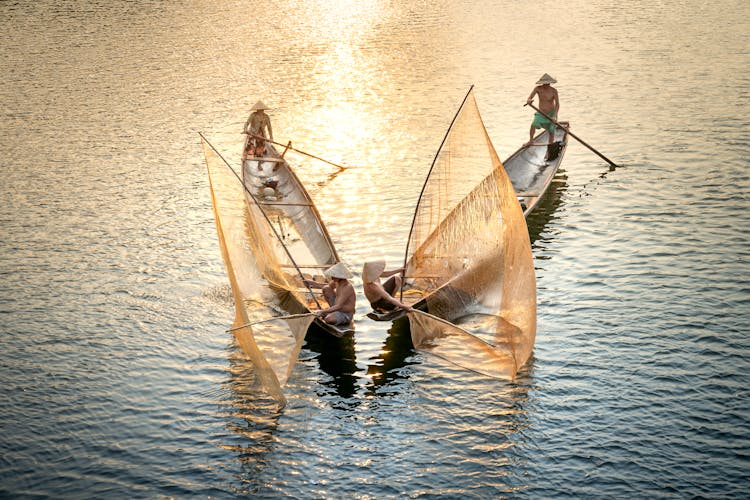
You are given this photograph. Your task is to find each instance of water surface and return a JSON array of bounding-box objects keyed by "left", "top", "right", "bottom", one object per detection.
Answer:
[{"left": 1, "top": 0, "right": 748, "bottom": 497}]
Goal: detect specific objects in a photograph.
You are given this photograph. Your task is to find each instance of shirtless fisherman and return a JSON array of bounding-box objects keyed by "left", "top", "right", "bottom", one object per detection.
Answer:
[
  {"left": 303, "top": 263, "right": 355, "bottom": 326},
  {"left": 362, "top": 260, "right": 413, "bottom": 313},
  {"left": 524, "top": 73, "right": 560, "bottom": 150}
]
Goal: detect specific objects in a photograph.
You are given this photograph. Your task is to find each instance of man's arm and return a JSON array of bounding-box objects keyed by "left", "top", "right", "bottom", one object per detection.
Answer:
[
  {"left": 526, "top": 87, "right": 538, "bottom": 105},
  {"left": 381, "top": 267, "right": 404, "bottom": 278},
  {"left": 553, "top": 88, "right": 559, "bottom": 115},
  {"left": 266, "top": 116, "right": 273, "bottom": 142},
  {"left": 303, "top": 279, "right": 325, "bottom": 289}
]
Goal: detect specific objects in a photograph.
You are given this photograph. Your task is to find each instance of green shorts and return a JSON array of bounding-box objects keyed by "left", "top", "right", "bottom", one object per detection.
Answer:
[{"left": 532, "top": 111, "right": 557, "bottom": 133}]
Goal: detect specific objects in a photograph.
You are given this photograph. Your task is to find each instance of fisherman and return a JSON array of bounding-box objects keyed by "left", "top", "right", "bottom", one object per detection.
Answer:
[
  {"left": 303, "top": 263, "right": 356, "bottom": 326},
  {"left": 362, "top": 260, "right": 413, "bottom": 313},
  {"left": 243, "top": 100, "right": 274, "bottom": 157},
  {"left": 524, "top": 73, "right": 560, "bottom": 156}
]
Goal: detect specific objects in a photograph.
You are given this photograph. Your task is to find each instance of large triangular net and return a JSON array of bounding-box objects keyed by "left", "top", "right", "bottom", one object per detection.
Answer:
[
  {"left": 403, "top": 88, "right": 537, "bottom": 378},
  {"left": 202, "top": 136, "right": 314, "bottom": 406},
  {"left": 233, "top": 314, "right": 314, "bottom": 386}
]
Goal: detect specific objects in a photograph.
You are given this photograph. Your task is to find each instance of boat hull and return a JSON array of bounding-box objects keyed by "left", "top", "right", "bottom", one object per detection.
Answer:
[
  {"left": 503, "top": 125, "right": 569, "bottom": 217},
  {"left": 241, "top": 137, "right": 353, "bottom": 337}
]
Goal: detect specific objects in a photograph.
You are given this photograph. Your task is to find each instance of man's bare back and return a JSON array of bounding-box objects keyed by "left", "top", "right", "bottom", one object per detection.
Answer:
[{"left": 329, "top": 279, "right": 356, "bottom": 315}]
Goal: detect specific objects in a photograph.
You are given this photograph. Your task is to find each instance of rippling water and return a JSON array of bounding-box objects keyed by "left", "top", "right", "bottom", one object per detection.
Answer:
[{"left": 1, "top": 0, "right": 749, "bottom": 497}]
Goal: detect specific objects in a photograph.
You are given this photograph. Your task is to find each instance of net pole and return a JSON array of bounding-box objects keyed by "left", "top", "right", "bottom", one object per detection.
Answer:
[
  {"left": 524, "top": 102, "right": 619, "bottom": 168},
  {"left": 400, "top": 85, "right": 475, "bottom": 301},
  {"left": 227, "top": 313, "right": 316, "bottom": 332},
  {"left": 247, "top": 133, "right": 347, "bottom": 171}
]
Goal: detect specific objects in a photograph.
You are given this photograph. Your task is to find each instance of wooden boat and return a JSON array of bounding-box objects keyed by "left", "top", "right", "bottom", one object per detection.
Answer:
[
  {"left": 240, "top": 135, "right": 354, "bottom": 337},
  {"left": 503, "top": 124, "right": 569, "bottom": 217}
]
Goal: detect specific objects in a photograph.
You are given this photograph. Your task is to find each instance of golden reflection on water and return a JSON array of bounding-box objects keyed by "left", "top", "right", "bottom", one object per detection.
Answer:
[{"left": 277, "top": 0, "right": 397, "bottom": 172}]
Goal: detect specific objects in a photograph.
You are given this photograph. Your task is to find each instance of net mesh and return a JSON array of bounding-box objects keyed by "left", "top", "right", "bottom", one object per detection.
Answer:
[
  {"left": 403, "top": 88, "right": 537, "bottom": 378},
  {"left": 202, "top": 136, "right": 314, "bottom": 405},
  {"left": 234, "top": 314, "right": 314, "bottom": 386},
  {"left": 408, "top": 311, "right": 517, "bottom": 379}
]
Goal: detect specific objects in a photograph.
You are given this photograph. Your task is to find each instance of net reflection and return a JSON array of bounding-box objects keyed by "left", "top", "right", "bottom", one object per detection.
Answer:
[{"left": 219, "top": 345, "right": 284, "bottom": 477}]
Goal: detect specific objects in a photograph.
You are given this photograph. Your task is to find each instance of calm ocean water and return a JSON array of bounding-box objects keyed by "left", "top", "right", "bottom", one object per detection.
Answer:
[{"left": 1, "top": 0, "right": 748, "bottom": 497}]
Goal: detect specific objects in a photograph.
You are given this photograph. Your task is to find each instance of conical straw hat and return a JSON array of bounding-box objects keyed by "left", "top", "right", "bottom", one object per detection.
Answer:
[
  {"left": 251, "top": 100, "right": 269, "bottom": 110},
  {"left": 535, "top": 73, "right": 557, "bottom": 85},
  {"left": 324, "top": 262, "right": 353, "bottom": 280},
  {"left": 362, "top": 260, "right": 386, "bottom": 283}
]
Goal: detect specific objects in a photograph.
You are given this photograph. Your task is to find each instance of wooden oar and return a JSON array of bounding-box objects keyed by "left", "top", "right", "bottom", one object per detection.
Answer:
[
  {"left": 247, "top": 133, "right": 348, "bottom": 171},
  {"left": 525, "top": 102, "right": 619, "bottom": 168}
]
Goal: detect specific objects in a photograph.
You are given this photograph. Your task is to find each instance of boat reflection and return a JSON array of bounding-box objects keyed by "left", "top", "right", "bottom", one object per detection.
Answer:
[
  {"left": 304, "top": 322, "right": 358, "bottom": 399},
  {"left": 526, "top": 169, "right": 568, "bottom": 248},
  {"left": 364, "top": 318, "right": 417, "bottom": 396}
]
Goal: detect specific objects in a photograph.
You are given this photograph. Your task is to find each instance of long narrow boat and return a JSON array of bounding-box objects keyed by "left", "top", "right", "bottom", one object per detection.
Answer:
[
  {"left": 201, "top": 131, "right": 354, "bottom": 405},
  {"left": 239, "top": 135, "right": 355, "bottom": 338},
  {"left": 368, "top": 86, "right": 537, "bottom": 380},
  {"left": 503, "top": 125, "right": 569, "bottom": 217}
]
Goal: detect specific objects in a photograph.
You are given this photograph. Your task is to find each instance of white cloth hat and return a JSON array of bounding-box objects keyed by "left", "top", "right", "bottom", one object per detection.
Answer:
[
  {"left": 324, "top": 262, "right": 352, "bottom": 280},
  {"left": 362, "top": 260, "right": 386, "bottom": 283},
  {"left": 251, "top": 100, "right": 269, "bottom": 110},
  {"left": 535, "top": 73, "right": 557, "bottom": 85}
]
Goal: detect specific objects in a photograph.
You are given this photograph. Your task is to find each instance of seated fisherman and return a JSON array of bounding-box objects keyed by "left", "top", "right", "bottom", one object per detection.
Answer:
[
  {"left": 362, "top": 260, "right": 413, "bottom": 313},
  {"left": 303, "top": 263, "right": 355, "bottom": 326}
]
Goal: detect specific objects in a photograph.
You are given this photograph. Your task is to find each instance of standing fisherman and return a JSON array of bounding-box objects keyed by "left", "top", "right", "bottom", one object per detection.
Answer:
[
  {"left": 524, "top": 74, "right": 560, "bottom": 158},
  {"left": 243, "top": 100, "right": 273, "bottom": 156}
]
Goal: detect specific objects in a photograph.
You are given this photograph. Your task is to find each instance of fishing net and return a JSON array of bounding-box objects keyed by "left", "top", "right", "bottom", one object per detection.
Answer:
[
  {"left": 408, "top": 311, "right": 517, "bottom": 379},
  {"left": 233, "top": 314, "right": 314, "bottom": 386},
  {"left": 403, "top": 88, "right": 537, "bottom": 378},
  {"left": 202, "top": 136, "right": 315, "bottom": 405}
]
